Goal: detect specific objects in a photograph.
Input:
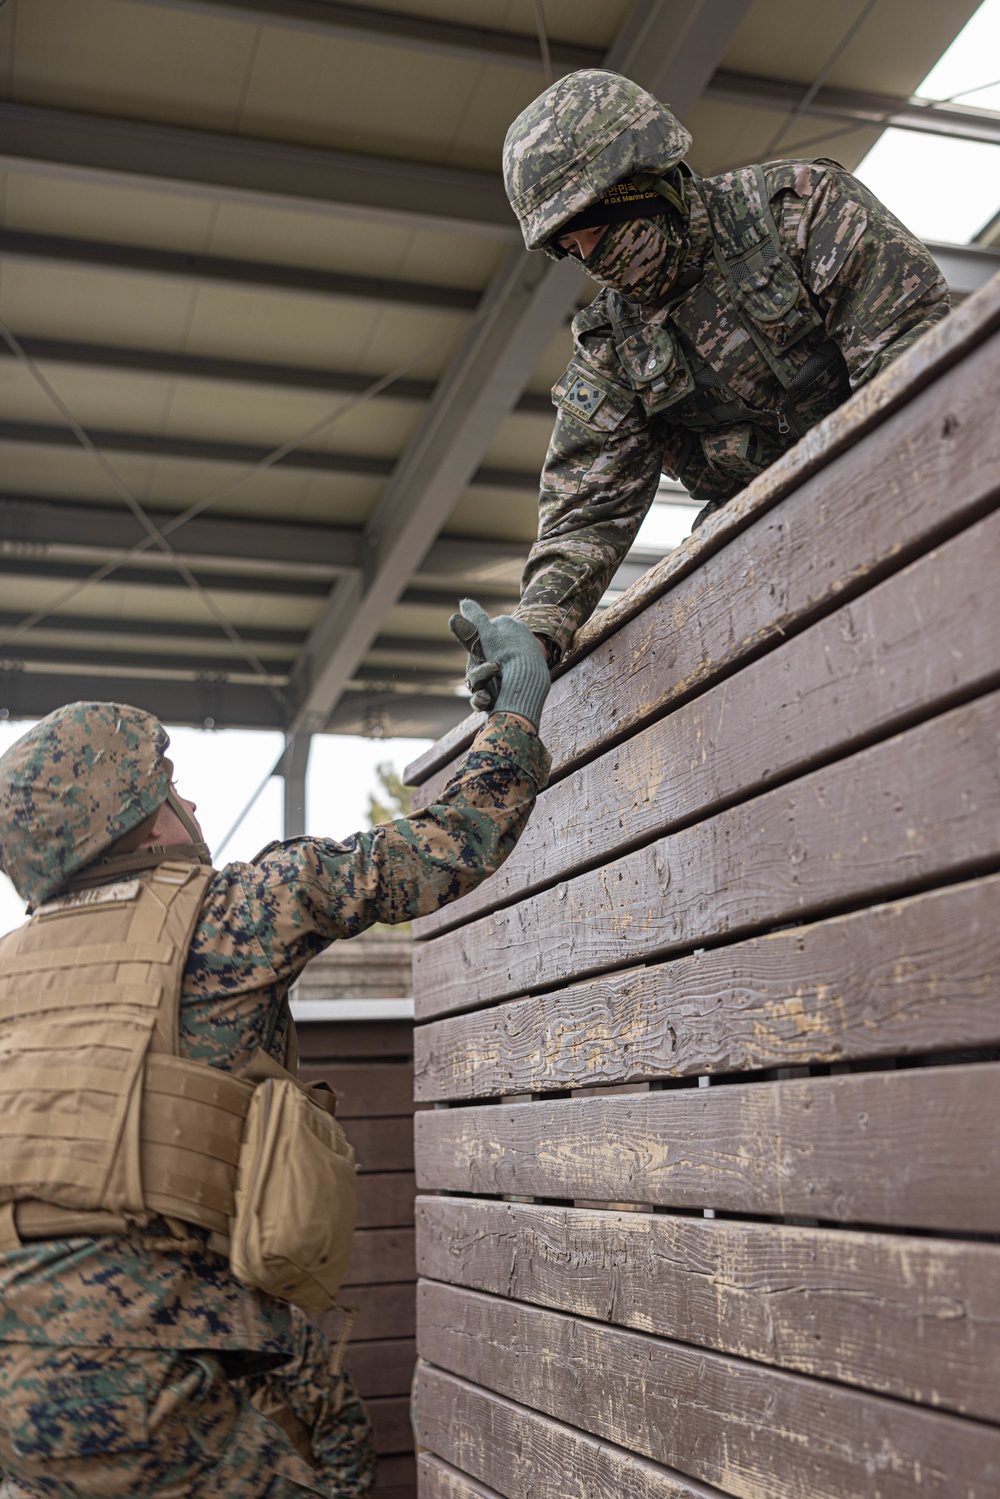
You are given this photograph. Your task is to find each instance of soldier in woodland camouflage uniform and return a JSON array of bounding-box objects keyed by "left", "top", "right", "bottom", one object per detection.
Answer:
[
  {"left": 0, "top": 613, "right": 550, "bottom": 1497},
  {"left": 503, "top": 69, "right": 951, "bottom": 663}
]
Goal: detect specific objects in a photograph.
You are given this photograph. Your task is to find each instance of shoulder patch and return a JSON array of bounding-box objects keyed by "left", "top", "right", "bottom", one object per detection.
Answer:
[{"left": 563, "top": 374, "right": 607, "bottom": 419}]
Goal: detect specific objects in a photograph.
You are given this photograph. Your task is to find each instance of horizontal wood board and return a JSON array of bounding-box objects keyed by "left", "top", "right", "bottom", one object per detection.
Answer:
[
  {"left": 296, "top": 1018, "right": 413, "bottom": 1060},
  {"left": 370, "top": 1394, "right": 413, "bottom": 1455},
  {"left": 416, "top": 1196, "right": 1000, "bottom": 1421},
  {"left": 411, "top": 325, "right": 1000, "bottom": 820},
  {"left": 314, "top": 1282, "right": 415, "bottom": 1343},
  {"left": 415, "top": 1061, "right": 1000, "bottom": 1231},
  {"left": 343, "top": 1115, "right": 414, "bottom": 1172},
  {"left": 355, "top": 1171, "right": 415, "bottom": 1228},
  {"left": 417, "top": 1282, "right": 1000, "bottom": 1499},
  {"left": 416, "top": 504, "right": 1000, "bottom": 941},
  {"left": 343, "top": 1228, "right": 415, "bottom": 1287},
  {"left": 419, "top": 1454, "right": 501, "bottom": 1499},
  {"left": 405, "top": 268, "right": 1000, "bottom": 789},
  {"left": 417, "top": 1367, "right": 726, "bottom": 1499},
  {"left": 415, "top": 691, "right": 1000, "bottom": 1017},
  {"left": 299, "top": 1062, "right": 415, "bottom": 1116},
  {"left": 414, "top": 874, "right": 1000, "bottom": 1098},
  {"left": 344, "top": 1338, "right": 416, "bottom": 1401}
]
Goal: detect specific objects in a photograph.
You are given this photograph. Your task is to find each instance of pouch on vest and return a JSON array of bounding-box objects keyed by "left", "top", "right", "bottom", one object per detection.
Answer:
[
  {"left": 613, "top": 317, "right": 695, "bottom": 415},
  {"left": 230, "top": 1052, "right": 356, "bottom": 1314}
]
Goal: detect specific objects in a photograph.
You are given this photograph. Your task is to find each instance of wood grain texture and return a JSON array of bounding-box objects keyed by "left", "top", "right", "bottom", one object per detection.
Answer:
[
  {"left": 343, "top": 1228, "right": 415, "bottom": 1287},
  {"left": 419, "top": 1453, "right": 499, "bottom": 1499},
  {"left": 344, "top": 1337, "right": 416, "bottom": 1399},
  {"left": 344, "top": 1116, "right": 414, "bottom": 1172},
  {"left": 414, "top": 876, "right": 1000, "bottom": 1098},
  {"left": 416, "top": 508, "right": 1000, "bottom": 940},
  {"left": 415, "top": 1061, "right": 1000, "bottom": 1232},
  {"left": 411, "top": 327, "right": 1000, "bottom": 816},
  {"left": 416, "top": 1196, "right": 1000, "bottom": 1421},
  {"left": 416, "top": 1365, "right": 725, "bottom": 1499},
  {"left": 314, "top": 1282, "right": 415, "bottom": 1342},
  {"left": 299, "top": 1062, "right": 415, "bottom": 1117},
  {"left": 404, "top": 271, "right": 1000, "bottom": 791},
  {"left": 415, "top": 690, "right": 1000, "bottom": 1017},
  {"left": 355, "top": 1172, "right": 416, "bottom": 1228},
  {"left": 296, "top": 1019, "right": 413, "bottom": 1061},
  {"left": 417, "top": 1282, "right": 1000, "bottom": 1499}
]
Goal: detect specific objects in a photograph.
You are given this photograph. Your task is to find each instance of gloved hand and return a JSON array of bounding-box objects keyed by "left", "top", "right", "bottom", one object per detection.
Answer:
[{"left": 448, "top": 598, "right": 550, "bottom": 729}]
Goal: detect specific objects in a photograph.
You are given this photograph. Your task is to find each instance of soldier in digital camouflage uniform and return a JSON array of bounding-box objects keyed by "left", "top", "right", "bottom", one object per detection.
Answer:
[
  {"left": 503, "top": 69, "right": 951, "bottom": 664},
  {"left": 0, "top": 603, "right": 551, "bottom": 1497}
]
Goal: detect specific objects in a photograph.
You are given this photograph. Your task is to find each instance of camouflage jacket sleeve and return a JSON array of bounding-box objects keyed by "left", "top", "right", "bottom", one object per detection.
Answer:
[
  {"left": 775, "top": 161, "right": 950, "bottom": 387},
  {"left": 513, "top": 296, "right": 680, "bottom": 656},
  {"left": 211, "top": 713, "right": 550, "bottom": 981}
]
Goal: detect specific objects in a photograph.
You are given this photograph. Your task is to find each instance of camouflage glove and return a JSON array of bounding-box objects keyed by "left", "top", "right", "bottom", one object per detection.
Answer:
[{"left": 448, "top": 598, "right": 550, "bottom": 729}]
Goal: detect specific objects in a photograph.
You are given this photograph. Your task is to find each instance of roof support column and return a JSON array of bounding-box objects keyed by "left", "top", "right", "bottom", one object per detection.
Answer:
[{"left": 279, "top": 732, "right": 312, "bottom": 839}]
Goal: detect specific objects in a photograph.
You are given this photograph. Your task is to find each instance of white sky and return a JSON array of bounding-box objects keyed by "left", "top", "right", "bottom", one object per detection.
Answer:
[
  {"left": 1, "top": 1, "right": 998, "bottom": 938},
  {"left": 852, "top": 0, "right": 1000, "bottom": 242}
]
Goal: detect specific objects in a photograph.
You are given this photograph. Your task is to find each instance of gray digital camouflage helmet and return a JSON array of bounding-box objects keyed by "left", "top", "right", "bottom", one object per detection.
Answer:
[
  {"left": 0, "top": 701, "right": 174, "bottom": 907},
  {"left": 503, "top": 69, "right": 692, "bottom": 252}
]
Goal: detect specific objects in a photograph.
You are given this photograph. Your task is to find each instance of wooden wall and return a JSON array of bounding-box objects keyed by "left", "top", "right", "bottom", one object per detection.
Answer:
[
  {"left": 404, "top": 274, "right": 1000, "bottom": 1498},
  {"left": 298, "top": 1013, "right": 418, "bottom": 1498}
]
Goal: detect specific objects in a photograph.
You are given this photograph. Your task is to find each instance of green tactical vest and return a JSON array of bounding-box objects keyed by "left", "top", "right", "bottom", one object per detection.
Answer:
[{"left": 606, "top": 162, "right": 852, "bottom": 459}]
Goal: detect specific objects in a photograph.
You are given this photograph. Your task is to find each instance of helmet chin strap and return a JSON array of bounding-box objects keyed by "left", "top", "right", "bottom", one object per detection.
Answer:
[{"left": 58, "top": 790, "right": 213, "bottom": 897}]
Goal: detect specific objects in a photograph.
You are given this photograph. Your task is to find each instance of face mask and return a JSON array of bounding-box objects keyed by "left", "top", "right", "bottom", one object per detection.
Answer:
[{"left": 582, "top": 214, "right": 685, "bottom": 304}]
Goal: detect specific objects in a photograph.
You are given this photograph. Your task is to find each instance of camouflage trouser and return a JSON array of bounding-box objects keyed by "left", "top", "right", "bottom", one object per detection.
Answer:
[{"left": 0, "top": 1313, "right": 375, "bottom": 1497}]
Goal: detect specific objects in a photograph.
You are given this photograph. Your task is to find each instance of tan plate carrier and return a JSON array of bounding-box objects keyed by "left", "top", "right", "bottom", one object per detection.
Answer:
[{"left": 0, "top": 861, "right": 356, "bottom": 1311}]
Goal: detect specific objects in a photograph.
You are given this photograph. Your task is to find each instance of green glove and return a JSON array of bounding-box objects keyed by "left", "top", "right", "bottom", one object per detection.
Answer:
[{"left": 448, "top": 598, "right": 550, "bottom": 729}]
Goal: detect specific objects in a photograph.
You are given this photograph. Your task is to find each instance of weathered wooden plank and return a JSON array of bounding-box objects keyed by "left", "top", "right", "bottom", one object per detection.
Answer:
[
  {"left": 295, "top": 1018, "right": 413, "bottom": 1061},
  {"left": 344, "top": 1338, "right": 416, "bottom": 1399},
  {"left": 416, "top": 1196, "right": 1000, "bottom": 1421},
  {"left": 411, "top": 325, "right": 1000, "bottom": 816},
  {"left": 299, "top": 1062, "right": 415, "bottom": 1117},
  {"left": 314, "top": 1282, "right": 415, "bottom": 1343},
  {"left": 376, "top": 1454, "right": 417, "bottom": 1488},
  {"left": 416, "top": 508, "right": 1000, "bottom": 941},
  {"left": 415, "top": 1061, "right": 1000, "bottom": 1232},
  {"left": 414, "top": 876, "right": 1000, "bottom": 1098},
  {"left": 355, "top": 1172, "right": 415, "bottom": 1229},
  {"left": 419, "top": 1454, "right": 499, "bottom": 1499},
  {"left": 369, "top": 1394, "right": 413, "bottom": 1455},
  {"left": 343, "top": 1228, "right": 415, "bottom": 1287},
  {"left": 404, "top": 269, "right": 1000, "bottom": 791},
  {"left": 415, "top": 690, "right": 1000, "bottom": 1017},
  {"left": 417, "top": 1366, "right": 725, "bottom": 1499},
  {"left": 417, "top": 1282, "right": 1000, "bottom": 1499},
  {"left": 345, "top": 1116, "right": 414, "bottom": 1172}
]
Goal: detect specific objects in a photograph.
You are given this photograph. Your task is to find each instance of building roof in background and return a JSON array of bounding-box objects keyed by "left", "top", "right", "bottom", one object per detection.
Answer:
[{"left": 0, "top": 0, "right": 997, "bottom": 740}]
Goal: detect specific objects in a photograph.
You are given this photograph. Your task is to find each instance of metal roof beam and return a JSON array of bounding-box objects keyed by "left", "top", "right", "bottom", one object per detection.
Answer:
[
  {"left": 0, "top": 422, "right": 539, "bottom": 491},
  {"left": 0, "top": 668, "right": 288, "bottom": 729},
  {"left": 0, "top": 228, "right": 478, "bottom": 313},
  {"left": 0, "top": 609, "right": 303, "bottom": 646},
  {"left": 128, "top": 0, "right": 603, "bottom": 70},
  {"left": 0, "top": 495, "right": 531, "bottom": 580},
  {"left": 706, "top": 70, "right": 1000, "bottom": 148},
  {"left": 285, "top": 0, "right": 758, "bottom": 738},
  {"left": 0, "top": 103, "right": 516, "bottom": 240},
  {"left": 0, "top": 664, "right": 468, "bottom": 737},
  {"left": 123, "top": 5, "right": 1000, "bottom": 150},
  {"left": 0, "top": 332, "right": 552, "bottom": 413}
]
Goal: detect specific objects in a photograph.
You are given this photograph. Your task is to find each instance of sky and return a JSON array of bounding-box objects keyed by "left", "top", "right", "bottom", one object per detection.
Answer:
[
  {"left": 851, "top": 0, "right": 1000, "bottom": 242},
  {"left": 1, "top": 0, "right": 998, "bottom": 937}
]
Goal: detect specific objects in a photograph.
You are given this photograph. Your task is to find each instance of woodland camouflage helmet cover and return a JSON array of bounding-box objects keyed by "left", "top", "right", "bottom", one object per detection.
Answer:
[
  {"left": 503, "top": 69, "right": 693, "bottom": 252},
  {"left": 0, "top": 701, "right": 172, "bottom": 907}
]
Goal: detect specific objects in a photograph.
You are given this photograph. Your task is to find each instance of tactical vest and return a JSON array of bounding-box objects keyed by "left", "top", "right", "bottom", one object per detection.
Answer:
[
  {"left": 607, "top": 162, "right": 852, "bottom": 451},
  {"left": 0, "top": 863, "right": 356, "bottom": 1312}
]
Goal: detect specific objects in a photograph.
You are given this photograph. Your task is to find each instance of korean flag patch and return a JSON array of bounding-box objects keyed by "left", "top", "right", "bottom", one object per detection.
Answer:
[{"left": 564, "top": 375, "right": 606, "bottom": 419}]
